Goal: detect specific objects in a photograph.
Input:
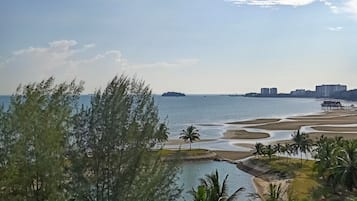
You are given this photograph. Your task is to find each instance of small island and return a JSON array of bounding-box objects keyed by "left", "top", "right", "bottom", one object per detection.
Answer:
[{"left": 162, "top": 91, "right": 186, "bottom": 97}]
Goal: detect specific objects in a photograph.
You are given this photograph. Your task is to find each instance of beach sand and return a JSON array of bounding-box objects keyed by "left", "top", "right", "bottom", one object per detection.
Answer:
[
  {"left": 227, "top": 118, "right": 281, "bottom": 125},
  {"left": 311, "top": 126, "right": 357, "bottom": 132},
  {"left": 308, "top": 132, "right": 357, "bottom": 140},
  {"left": 246, "top": 113, "right": 357, "bottom": 130},
  {"left": 252, "top": 177, "right": 291, "bottom": 201},
  {"left": 223, "top": 129, "right": 270, "bottom": 139}
]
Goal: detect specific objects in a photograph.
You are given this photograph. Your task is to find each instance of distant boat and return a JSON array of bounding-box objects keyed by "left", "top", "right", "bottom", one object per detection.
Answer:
[{"left": 162, "top": 92, "right": 186, "bottom": 97}]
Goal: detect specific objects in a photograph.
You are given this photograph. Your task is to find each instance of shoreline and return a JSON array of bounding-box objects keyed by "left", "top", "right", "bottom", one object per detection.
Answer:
[{"left": 163, "top": 108, "right": 357, "bottom": 199}]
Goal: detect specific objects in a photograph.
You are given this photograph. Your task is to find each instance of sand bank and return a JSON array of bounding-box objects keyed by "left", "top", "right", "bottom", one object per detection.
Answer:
[
  {"left": 308, "top": 132, "right": 357, "bottom": 140},
  {"left": 246, "top": 114, "right": 357, "bottom": 130},
  {"left": 311, "top": 126, "right": 357, "bottom": 132},
  {"left": 223, "top": 129, "right": 270, "bottom": 139},
  {"left": 227, "top": 118, "right": 281, "bottom": 125}
]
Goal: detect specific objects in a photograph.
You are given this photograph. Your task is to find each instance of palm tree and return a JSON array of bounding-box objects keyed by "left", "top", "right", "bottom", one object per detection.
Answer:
[
  {"left": 330, "top": 140, "right": 357, "bottom": 191},
  {"left": 191, "top": 170, "right": 245, "bottom": 201},
  {"left": 313, "top": 135, "right": 336, "bottom": 180},
  {"left": 291, "top": 128, "right": 312, "bottom": 167},
  {"left": 263, "top": 145, "right": 276, "bottom": 160},
  {"left": 274, "top": 143, "right": 283, "bottom": 157},
  {"left": 254, "top": 143, "right": 264, "bottom": 158},
  {"left": 179, "top": 125, "right": 200, "bottom": 150}
]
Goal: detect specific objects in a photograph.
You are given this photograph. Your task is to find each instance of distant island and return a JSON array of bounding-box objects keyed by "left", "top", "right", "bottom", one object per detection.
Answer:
[{"left": 162, "top": 92, "right": 186, "bottom": 97}]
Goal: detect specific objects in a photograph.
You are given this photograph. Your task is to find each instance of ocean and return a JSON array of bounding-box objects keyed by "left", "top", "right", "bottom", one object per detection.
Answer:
[{"left": 155, "top": 95, "right": 322, "bottom": 139}]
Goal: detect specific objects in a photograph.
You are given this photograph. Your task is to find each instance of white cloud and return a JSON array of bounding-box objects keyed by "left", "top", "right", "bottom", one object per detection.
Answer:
[
  {"left": 226, "top": 0, "right": 317, "bottom": 7},
  {"left": 226, "top": 0, "right": 357, "bottom": 19},
  {"left": 0, "top": 40, "right": 199, "bottom": 94},
  {"left": 343, "top": 0, "right": 357, "bottom": 16},
  {"left": 327, "top": 26, "right": 343, "bottom": 31},
  {"left": 320, "top": 0, "right": 340, "bottom": 13}
]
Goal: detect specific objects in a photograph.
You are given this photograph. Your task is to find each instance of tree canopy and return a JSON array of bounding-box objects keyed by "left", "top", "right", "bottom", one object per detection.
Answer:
[{"left": 0, "top": 76, "right": 182, "bottom": 201}]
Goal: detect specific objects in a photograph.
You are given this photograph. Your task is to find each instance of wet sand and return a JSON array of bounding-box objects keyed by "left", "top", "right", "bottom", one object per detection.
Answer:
[
  {"left": 312, "top": 126, "right": 357, "bottom": 132},
  {"left": 246, "top": 114, "right": 357, "bottom": 130},
  {"left": 223, "top": 129, "right": 270, "bottom": 139},
  {"left": 227, "top": 118, "right": 281, "bottom": 125},
  {"left": 308, "top": 132, "right": 357, "bottom": 140}
]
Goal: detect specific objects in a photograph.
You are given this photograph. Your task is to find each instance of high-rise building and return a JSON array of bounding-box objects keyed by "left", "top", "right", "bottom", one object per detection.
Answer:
[
  {"left": 270, "top": 88, "right": 277, "bottom": 95},
  {"left": 261, "top": 88, "right": 270, "bottom": 95},
  {"left": 315, "top": 84, "right": 347, "bottom": 98}
]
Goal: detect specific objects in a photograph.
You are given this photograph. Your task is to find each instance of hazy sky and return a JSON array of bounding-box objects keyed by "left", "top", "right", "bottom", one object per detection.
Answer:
[{"left": 1, "top": 0, "right": 357, "bottom": 94}]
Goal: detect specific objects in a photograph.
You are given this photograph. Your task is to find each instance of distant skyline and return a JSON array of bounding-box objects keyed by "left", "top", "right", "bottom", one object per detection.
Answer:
[{"left": 1, "top": 0, "right": 357, "bottom": 94}]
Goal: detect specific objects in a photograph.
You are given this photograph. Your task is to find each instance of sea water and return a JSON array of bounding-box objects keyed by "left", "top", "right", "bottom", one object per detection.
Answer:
[{"left": 155, "top": 95, "right": 322, "bottom": 139}]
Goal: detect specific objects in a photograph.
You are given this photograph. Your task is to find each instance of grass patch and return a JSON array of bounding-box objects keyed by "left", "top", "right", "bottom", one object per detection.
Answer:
[
  {"left": 250, "top": 157, "right": 320, "bottom": 200},
  {"left": 158, "top": 149, "right": 211, "bottom": 157},
  {"left": 289, "top": 160, "right": 320, "bottom": 200}
]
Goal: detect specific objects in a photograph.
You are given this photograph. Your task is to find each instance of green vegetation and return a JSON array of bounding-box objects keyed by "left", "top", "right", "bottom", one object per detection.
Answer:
[
  {"left": 252, "top": 130, "right": 357, "bottom": 201},
  {"left": 179, "top": 125, "right": 200, "bottom": 150},
  {"left": 190, "top": 170, "right": 245, "bottom": 201},
  {"left": 291, "top": 129, "right": 313, "bottom": 167},
  {"left": 159, "top": 149, "right": 211, "bottom": 157},
  {"left": 266, "top": 183, "right": 285, "bottom": 201},
  {"left": 0, "top": 76, "right": 182, "bottom": 201},
  {"left": 312, "top": 136, "right": 357, "bottom": 200}
]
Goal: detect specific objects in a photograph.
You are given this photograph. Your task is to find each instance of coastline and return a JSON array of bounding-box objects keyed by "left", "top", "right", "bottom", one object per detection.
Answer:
[{"left": 164, "top": 108, "right": 357, "bottom": 198}]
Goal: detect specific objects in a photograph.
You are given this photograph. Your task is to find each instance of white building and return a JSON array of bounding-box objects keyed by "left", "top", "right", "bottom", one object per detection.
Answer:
[{"left": 315, "top": 84, "right": 347, "bottom": 98}]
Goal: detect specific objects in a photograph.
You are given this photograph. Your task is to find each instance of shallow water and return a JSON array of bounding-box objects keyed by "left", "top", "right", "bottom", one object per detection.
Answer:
[{"left": 179, "top": 160, "right": 257, "bottom": 201}]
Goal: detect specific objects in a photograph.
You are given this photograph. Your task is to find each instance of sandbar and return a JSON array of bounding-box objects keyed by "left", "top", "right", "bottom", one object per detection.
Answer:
[
  {"left": 308, "top": 132, "right": 357, "bottom": 140},
  {"left": 247, "top": 116, "right": 357, "bottom": 130},
  {"left": 311, "top": 126, "right": 357, "bottom": 132},
  {"left": 223, "top": 129, "right": 270, "bottom": 139},
  {"left": 227, "top": 118, "right": 281, "bottom": 125}
]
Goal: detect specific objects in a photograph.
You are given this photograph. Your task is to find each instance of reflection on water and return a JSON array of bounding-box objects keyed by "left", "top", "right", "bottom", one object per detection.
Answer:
[{"left": 178, "top": 160, "right": 257, "bottom": 201}]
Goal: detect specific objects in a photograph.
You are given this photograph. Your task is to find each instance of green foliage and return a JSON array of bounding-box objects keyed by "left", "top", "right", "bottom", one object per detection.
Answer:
[
  {"left": 266, "top": 183, "right": 285, "bottom": 201},
  {"left": 0, "top": 77, "right": 83, "bottom": 201},
  {"left": 263, "top": 145, "right": 277, "bottom": 160},
  {"left": 190, "top": 170, "right": 244, "bottom": 201},
  {"left": 253, "top": 142, "right": 264, "bottom": 157},
  {"left": 179, "top": 125, "right": 200, "bottom": 150},
  {"left": 291, "top": 129, "right": 312, "bottom": 167},
  {"left": 313, "top": 136, "right": 357, "bottom": 193},
  {"left": 0, "top": 76, "right": 182, "bottom": 201},
  {"left": 67, "top": 76, "right": 181, "bottom": 201}
]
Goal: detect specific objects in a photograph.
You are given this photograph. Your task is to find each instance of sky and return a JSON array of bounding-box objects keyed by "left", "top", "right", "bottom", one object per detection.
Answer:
[{"left": 0, "top": 0, "right": 357, "bottom": 94}]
